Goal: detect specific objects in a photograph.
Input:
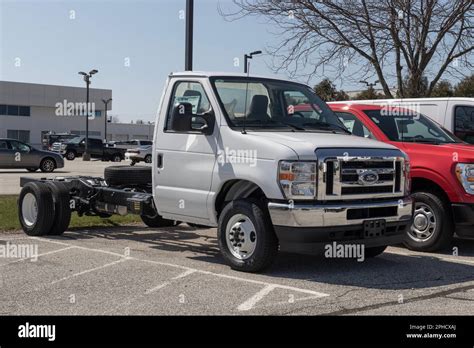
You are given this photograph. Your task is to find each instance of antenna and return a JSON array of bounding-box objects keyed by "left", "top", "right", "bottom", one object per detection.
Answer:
[{"left": 242, "top": 68, "right": 250, "bottom": 135}]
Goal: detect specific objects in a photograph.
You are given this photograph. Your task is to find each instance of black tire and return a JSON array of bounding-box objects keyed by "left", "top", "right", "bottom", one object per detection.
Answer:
[
  {"left": 44, "top": 181, "right": 71, "bottom": 236},
  {"left": 65, "top": 150, "right": 76, "bottom": 161},
  {"left": 26, "top": 168, "right": 38, "bottom": 172},
  {"left": 130, "top": 160, "right": 136, "bottom": 166},
  {"left": 144, "top": 155, "right": 152, "bottom": 164},
  {"left": 218, "top": 199, "right": 278, "bottom": 273},
  {"left": 140, "top": 214, "right": 180, "bottom": 228},
  {"left": 112, "top": 153, "right": 122, "bottom": 162},
  {"left": 104, "top": 166, "right": 151, "bottom": 186},
  {"left": 40, "top": 157, "right": 56, "bottom": 173},
  {"left": 18, "top": 182, "right": 55, "bottom": 236},
  {"left": 365, "top": 246, "right": 387, "bottom": 258},
  {"left": 403, "top": 191, "right": 454, "bottom": 252}
]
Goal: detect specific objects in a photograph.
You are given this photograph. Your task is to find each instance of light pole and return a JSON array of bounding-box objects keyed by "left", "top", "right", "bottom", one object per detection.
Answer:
[
  {"left": 78, "top": 69, "right": 98, "bottom": 161},
  {"left": 102, "top": 98, "right": 112, "bottom": 143},
  {"left": 185, "top": 0, "right": 194, "bottom": 71},
  {"left": 244, "top": 50, "right": 262, "bottom": 74}
]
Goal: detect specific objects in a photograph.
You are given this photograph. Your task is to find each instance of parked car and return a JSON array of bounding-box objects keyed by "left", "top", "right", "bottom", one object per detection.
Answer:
[
  {"left": 17, "top": 72, "right": 413, "bottom": 272},
  {"left": 333, "top": 98, "right": 474, "bottom": 144},
  {"left": 0, "top": 138, "right": 64, "bottom": 172},
  {"left": 328, "top": 103, "right": 474, "bottom": 251},
  {"left": 41, "top": 132, "right": 78, "bottom": 150},
  {"left": 125, "top": 145, "right": 152, "bottom": 165},
  {"left": 61, "top": 137, "right": 125, "bottom": 162},
  {"left": 111, "top": 139, "right": 153, "bottom": 150}
]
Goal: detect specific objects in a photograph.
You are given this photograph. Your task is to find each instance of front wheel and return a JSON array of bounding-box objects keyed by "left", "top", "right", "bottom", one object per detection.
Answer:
[
  {"left": 144, "top": 155, "right": 152, "bottom": 164},
  {"left": 403, "top": 191, "right": 453, "bottom": 252},
  {"left": 218, "top": 199, "right": 278, "bottom": 273},
  {"left": 112, "top": 154, "right": 122, "bottom": 162}
]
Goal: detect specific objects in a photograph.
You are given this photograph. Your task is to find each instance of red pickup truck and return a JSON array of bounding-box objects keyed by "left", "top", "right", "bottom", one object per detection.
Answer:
[{"left": 327, "top": 103, "right": 474, "bottom": 252}]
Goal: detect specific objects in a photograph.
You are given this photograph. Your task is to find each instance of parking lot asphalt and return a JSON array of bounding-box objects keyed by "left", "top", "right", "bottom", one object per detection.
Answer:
[
  {"left": 0, "top": 159, "right": 143, "bottom": 195},
  {"left": 1, "top": 225, "right": 474, "bottom": 315}
]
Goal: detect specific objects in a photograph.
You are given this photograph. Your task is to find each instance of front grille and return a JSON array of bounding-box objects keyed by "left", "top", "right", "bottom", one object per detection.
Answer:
[{"left": 317, "top": 152, "right": 406, "bottom": 200}]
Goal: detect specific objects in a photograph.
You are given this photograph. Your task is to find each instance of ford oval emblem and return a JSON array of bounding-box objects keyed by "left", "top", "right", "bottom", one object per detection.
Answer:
[{"left": 359, "top": 170, "right": 379, "bottom": 185}]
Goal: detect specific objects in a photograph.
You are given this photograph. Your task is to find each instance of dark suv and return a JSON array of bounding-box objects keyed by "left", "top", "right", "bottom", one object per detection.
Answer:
[{"left": 61, "top": 137, "right": 125, "bottom": 161}]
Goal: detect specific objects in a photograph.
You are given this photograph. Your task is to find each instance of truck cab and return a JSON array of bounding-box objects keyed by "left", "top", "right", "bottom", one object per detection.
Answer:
[
  {"left": 329, "top": 103, "right": 474, "bottom": 251},
  {"left": 150, "top": 72, "right": 413, "bottom": 270},
  {"left": 18, "top": 72, "right": 413, "bottom": 273}
]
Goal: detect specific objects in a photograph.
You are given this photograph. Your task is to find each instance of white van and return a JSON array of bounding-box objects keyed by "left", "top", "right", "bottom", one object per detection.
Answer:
[{"left": 334, "top": 98, "right": 474, "bottom": 144}]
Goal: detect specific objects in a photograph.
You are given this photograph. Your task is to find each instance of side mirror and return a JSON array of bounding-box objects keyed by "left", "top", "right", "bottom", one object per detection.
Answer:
[
  {"left": 171, "top": 102, "right": 193, "bottom": 132},
  {"left": 192, "top": 111, "right": 215, "bottom": 135}
]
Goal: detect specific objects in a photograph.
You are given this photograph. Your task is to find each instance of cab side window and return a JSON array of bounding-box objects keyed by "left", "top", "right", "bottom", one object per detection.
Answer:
[
  {"left": 336, "top": 112, "right": 375, "bottom": 139},
  {"left": 166, "top": 81, "right": 211, "bottom": 132},
  {"left": 454, "top": 106, "right": 474, "bottom": 144}
]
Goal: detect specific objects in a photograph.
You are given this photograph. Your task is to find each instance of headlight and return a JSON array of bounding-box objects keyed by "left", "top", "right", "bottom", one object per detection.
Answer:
[
  {"left": 456, "top": 163, "right": 474, "bottom": 194},
  {"left": 279, "top": 161, "right": 317, "bottom": 199}
]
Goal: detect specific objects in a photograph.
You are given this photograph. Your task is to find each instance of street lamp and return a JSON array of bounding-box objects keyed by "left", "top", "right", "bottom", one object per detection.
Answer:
[
  {"left": 359, "top": 80, "right": 379, "bottom": 89},
  {"left": 78, "top": 69, "right": 99, "bottom": 161},
  {"left": 244, "top": 50, "right": 262, "bottom": 74},
  {"left": 102, "top": 98, "right": 112, "bottom": 143}
]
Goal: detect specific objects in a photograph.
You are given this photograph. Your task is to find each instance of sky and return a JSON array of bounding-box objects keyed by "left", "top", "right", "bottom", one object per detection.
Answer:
[{"left": 0, "top": 0, "right": 469, "bottom": 123}]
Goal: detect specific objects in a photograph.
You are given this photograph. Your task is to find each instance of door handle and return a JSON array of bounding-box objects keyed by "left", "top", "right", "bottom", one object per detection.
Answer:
[{"left": 157, "top": 153, "right": 163, "bottom": 168}]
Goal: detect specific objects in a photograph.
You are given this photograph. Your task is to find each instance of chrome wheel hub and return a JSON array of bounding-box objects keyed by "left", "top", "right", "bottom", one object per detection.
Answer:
[
  {"left": 22, "top": 193, "right": 38, "bottom": 227},
  {"left": 409, "top": 202, "right": 437, "bottom": 241},
  {"left": 225, "top": 214, "right": 257, "bottom": 260}
]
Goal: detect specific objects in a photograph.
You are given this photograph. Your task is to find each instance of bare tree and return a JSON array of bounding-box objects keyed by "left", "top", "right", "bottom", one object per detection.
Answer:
[{"left": 220, "top": 0, "right": 473, "bottom": 97}]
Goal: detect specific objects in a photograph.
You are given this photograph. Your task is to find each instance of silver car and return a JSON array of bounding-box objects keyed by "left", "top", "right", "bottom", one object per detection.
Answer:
[
  {"left": 0, "top": 138, "right": 64, "bottom": 172},
  {"left": 125, "top": 145, "right": 152, "bottom": 165}
]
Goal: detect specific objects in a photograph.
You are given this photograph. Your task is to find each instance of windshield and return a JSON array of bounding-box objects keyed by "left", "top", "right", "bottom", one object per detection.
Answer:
[
  {"left": 365, "top": 110, "right": 459, "bottom": 144},
  {"left": 68, "top": 137, "right": 83, "bottom": 144},
  {"left": 210, "top": 77, "right": 348, "bottom": 133}
]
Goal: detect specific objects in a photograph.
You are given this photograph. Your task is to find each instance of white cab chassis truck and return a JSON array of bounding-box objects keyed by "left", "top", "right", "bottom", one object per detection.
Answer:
[{"left": 18, "top": 72, "right": 413, "bottom": 272}]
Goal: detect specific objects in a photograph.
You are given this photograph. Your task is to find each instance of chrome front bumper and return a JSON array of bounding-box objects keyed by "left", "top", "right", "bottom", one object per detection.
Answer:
[{"left": 268, "top": 197, "right": 413, "bottom": 228}]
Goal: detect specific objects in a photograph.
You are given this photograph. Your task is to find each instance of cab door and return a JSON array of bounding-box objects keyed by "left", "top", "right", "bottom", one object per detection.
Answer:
[{"left": 153, "top": 79, "right": 218, "bottom": 221}]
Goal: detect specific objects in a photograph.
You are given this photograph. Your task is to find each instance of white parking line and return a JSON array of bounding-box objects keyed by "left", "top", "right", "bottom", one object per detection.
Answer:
[
  {"left": 387, "top": 249, "right": 474, "bottom": 265},
  {"left": 0, "top": 246, "right": 74, "bottom": 267},
  {"left": 49, "top": 257, "right": 129, "bottom": 285},
  {"left": 19, "top": 236, "right": 331, "bottom": 309},
  {"left": 238, "top": 285, "right": 277, "bottom": 311},
  {"left": 145, "top": 269, "right": 197, "bottom": 294}
]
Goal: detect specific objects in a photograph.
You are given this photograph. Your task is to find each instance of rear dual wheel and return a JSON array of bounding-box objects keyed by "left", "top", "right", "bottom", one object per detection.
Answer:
[{"left": 18, "top": 181, "right": 71, "bottom": 236}]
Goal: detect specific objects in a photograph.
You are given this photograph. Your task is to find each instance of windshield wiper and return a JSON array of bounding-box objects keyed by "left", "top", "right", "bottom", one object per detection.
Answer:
[
  {"left": 235, "top": 119, "right": 305, "bottom": 131},
  {"left": 301, "top": 121, "right": 351, "bottom": 134}
]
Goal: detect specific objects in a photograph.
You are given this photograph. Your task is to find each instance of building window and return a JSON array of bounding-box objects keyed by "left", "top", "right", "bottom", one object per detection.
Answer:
[
  {"left": 7, "top": 105, "right": 19, "bottom": 116},
  {"left": 95, "top": 110, "right": 102, "bottom": 117},
  {"left": 19, "top": 106, "right": 31, "bottom": 116},
  {"left": 7, "top": 130, "right": 31, "bottom": 143},
  {"left": 0, "top": 104, "right": 30, "bottom": 116}
]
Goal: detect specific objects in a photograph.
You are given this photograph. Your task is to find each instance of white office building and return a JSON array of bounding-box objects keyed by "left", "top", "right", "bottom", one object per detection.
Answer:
[{"left": 0, "top": 81, "right": 154, "bottom": 147}]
